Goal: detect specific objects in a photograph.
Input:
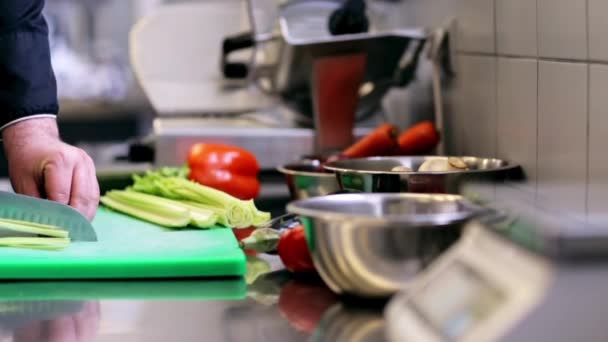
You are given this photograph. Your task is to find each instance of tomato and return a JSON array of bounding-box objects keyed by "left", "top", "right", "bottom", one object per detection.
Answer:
[
  {"left": 278, "top": 280, "right": 338, "bottom": 333},
  {"left": 277, "top": 225, "right": 315, "bottom": 273}
]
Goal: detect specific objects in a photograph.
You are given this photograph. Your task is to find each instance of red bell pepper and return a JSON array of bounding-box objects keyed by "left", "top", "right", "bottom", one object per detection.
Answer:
[{"left": 188, "top": 143, "right": 261, "bottom": 200}]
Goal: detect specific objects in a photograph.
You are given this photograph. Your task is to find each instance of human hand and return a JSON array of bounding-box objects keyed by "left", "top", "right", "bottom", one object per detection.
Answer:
[
  {"left": 13, "top": 301, "right": 101, "bottom": 342},
  {"left": 2, "top": 118, "right": 100, "bottom": 220}
]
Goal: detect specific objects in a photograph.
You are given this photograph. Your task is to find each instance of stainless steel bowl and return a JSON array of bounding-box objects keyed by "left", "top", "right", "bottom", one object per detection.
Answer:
[
  {"left": 287, "top": 193, "right": 484, "bottom": 297},
  {"left": 278, "top": 161, "right": 340, "bottom": 200},
  {"left": 324, "top": 156, "right": 522, "bottom": 194}
]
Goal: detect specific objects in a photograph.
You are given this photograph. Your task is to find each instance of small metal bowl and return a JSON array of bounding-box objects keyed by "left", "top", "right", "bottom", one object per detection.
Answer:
[
  {"left": 277, "top": 160, "right": 341, "bottom": 200},
  {"left": 287, "top": 193, "right": 484, "bottom": 298},
  {"left": 324, "top": 156, "right": 522, "bottom": 194}
]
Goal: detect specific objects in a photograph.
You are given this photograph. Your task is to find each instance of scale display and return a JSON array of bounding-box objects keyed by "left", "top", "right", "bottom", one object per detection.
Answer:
[{"left": 412, "top": 262, "right": 504, "bottom": 340}]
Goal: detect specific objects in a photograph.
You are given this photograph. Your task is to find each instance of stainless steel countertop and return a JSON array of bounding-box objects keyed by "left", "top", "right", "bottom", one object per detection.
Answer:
[
  {"left": 0, "top": 172, "right": 382, "bottom": 341},
  {"left": 0, "top": 255, "right": 386, "bottom": 342}
]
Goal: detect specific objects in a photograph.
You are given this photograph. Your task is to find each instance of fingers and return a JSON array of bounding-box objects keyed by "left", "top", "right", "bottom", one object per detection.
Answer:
[
  {"left": 12, "top": 177, "right": 41, "bottom": 198},
  {"left": 44, "top": 151, "right": 74, "bottom": 206},
  {"left": 69, "top": 152, "right": 99, "bottom": 221},
  {"left": 43, "top": 148, "right": 99, "bottom": 221},
  {"left": 13, "top": 320, "right": 43, "bottom": 342},
  {"left": 47, "top": 317, "right": 78, "bottom": 342},
  {"left": 75, "top": 301, "right": 101, "bottom": 342}
]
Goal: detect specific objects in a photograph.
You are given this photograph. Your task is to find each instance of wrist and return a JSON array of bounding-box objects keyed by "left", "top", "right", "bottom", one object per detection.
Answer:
[
  {"left": 2, "top": 117, "right": 59, "bottom": 155},
  {"left": 2, "top": 116, "right": 59, "bottom": 139}
]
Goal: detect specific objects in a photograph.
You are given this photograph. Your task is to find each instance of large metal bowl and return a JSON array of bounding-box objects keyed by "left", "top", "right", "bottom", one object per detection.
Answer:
[
  {"left": 324, "top": 156, "right": 522, "bottom": 194},
  {"left": 277, "top": 160, "right": 340, "bottom": 200},
  {"left": 287, "top": 193, "right": 484, "bottom": 298}
]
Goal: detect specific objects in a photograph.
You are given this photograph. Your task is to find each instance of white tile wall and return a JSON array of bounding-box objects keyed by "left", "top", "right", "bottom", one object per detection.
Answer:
[
  {"left": 455, "top": 0, "right": 495, "bottom": 53},
  {"left": 537, "top": 0, "right": 587, "bottom": 60},
  {"left": 537, "top": 61, "right": 587, "bottom": 215},
  {"left": 496, "top": 0, "right": 537, "bottom": 56},
  {"left": 456, "top": 55, "right": 497, "bottom": 157},
  {"left": 396, "top": 0, "right": 607, "bottom": 221},
  {"left": 496, "top": 58, "right": 538, "bottom": 184},
  {"left": 588, "top": 0, "right": 608, "bottom": 62},
  {"left": 588, "top": 64, "right": 608, "bottom": 216}
]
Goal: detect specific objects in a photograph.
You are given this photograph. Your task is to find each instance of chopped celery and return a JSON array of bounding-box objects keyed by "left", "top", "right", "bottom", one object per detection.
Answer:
[
  {"left": 0, "top": 237, "right": 71, "bottom": 250},
  {"left": 0, "top": 218, "right": 64, "bottom": 231},
  {"left": 0, "top": 218, "right": 71, "bottom": 251},
  {"left": 0, "top": 219, "right": 68, "bottom": 238}
]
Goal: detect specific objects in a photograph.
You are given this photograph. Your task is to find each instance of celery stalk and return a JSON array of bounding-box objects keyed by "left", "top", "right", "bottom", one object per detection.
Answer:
[
  {"left": 188, "top": 210, "right": 218, "bottom": 228},
  {"left": 100, "top": 196, "right": 190, "bottom": 228},
  {"left": 178, "top": 201, "right": 230, "bottom": 227},
  {"left": 168, "top": 200, "right": 219, "bottom": 228},
  {"left": 106, "top": 191, "right": 190, "bottom": 218},
  {"left": 102, "top": 190, "right": 221, "bottom": 228},
  {"left": 130, "top": 174, "right": 270, "bottom": 228}
]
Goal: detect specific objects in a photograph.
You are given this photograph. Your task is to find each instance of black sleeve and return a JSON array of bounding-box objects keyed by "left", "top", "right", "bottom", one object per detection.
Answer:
[{"left": 0, "top": 0, "right": 58, "bottom": 128}]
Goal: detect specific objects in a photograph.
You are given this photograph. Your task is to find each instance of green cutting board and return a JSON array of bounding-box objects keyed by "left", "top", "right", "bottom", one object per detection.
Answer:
[{"left": 0, "top": 207, "right": 246, "bottom": 279}]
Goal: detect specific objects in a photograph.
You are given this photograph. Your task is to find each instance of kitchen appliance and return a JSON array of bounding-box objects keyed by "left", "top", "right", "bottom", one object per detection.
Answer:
[
  {"left": 222, "top": 0, "right": 427, "bottom": 152},
  {"left": 129, "top": 2, "right": 292, "bottom": 170},
  {"left": 385, "top": 185, "right": 608, "bottom": 342},
  {"left": 130, "top": 1, "right": 439, "bottom": 169},
  {"left": 286, "top": 193, "right": 485, "bottom": 297},
  {"left": 0, "top": 207, "right": 245, "bottom": 279},
  {"left": 324, "top": 156, "right": 522, "bottom": 194}
]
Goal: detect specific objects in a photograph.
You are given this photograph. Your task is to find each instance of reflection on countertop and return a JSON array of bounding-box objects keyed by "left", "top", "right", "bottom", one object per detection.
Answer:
[{"left": 0, "top": 255, "right": 386, "bottom": 342}]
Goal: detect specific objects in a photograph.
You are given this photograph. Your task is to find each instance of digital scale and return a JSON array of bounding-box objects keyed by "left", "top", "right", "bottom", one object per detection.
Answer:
[{"left": 386, "top": 185, "right": 608, "bottom": 341}]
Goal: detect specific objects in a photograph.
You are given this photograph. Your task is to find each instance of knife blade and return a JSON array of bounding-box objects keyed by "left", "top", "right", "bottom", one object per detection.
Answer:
[{"left": 0, "top": 192, "right": 97, "bottom": 242}]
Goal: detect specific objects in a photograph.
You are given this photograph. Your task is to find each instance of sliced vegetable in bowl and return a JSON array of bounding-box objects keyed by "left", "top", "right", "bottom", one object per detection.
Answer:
[{"left": 418, "top": 157, "right": 469, "bottom": 172}]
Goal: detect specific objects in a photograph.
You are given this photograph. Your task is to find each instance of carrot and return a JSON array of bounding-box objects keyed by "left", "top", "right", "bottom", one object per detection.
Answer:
[
  {"left": 397, "top": 121, "right": 440, "bottom": 155},
  {"left": 342, "top": 123, "right": 398, "bottom": 158}
]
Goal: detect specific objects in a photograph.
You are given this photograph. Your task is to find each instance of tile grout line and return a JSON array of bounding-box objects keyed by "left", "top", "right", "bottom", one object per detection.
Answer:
[
  {"left": 493, "top": 0, "right": 498, "bottom": 55},
  {"left": 585, "top": 0, "right": 590, "bottom": 221},
  {"left": 457, "top": 51, "right": 608, "bottom": 66},
  {"left": 493, "top": 0, "right": 498, "bottom": 159},
  {"left": 586, "top": 64, "right": 591, "bottom": 221},
  {"left": 535, "top": 0, "right": 540, "bottom": 202}
]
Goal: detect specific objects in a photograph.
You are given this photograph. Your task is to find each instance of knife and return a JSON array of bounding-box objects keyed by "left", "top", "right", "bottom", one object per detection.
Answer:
[{"left": 0, "top": 192, "right": 97, "bottom": 242}]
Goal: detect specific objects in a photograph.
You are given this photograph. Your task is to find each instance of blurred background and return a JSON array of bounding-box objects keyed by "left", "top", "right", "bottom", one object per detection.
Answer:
[
  {"left": 14, "top": 0, "right": 436, "bottom": 175},
  {"left": 9, "top": 0, "right": 600, "bottom": 221}
]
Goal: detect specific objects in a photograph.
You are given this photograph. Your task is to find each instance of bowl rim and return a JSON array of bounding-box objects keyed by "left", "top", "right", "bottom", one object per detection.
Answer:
[
  {"left": 323, "top": 156, "right": 520, "bottom": 176},
  {"left": 277, "top": 164, "right": 337, "bottom": 178},
  {"left": 287, "top": 193, "right": 484, "bottom": 226}
]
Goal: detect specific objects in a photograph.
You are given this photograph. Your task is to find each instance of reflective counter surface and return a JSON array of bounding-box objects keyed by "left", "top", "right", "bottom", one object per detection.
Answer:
[{"left": 0, "top": 255, "right": 386, "bottom": 342}]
